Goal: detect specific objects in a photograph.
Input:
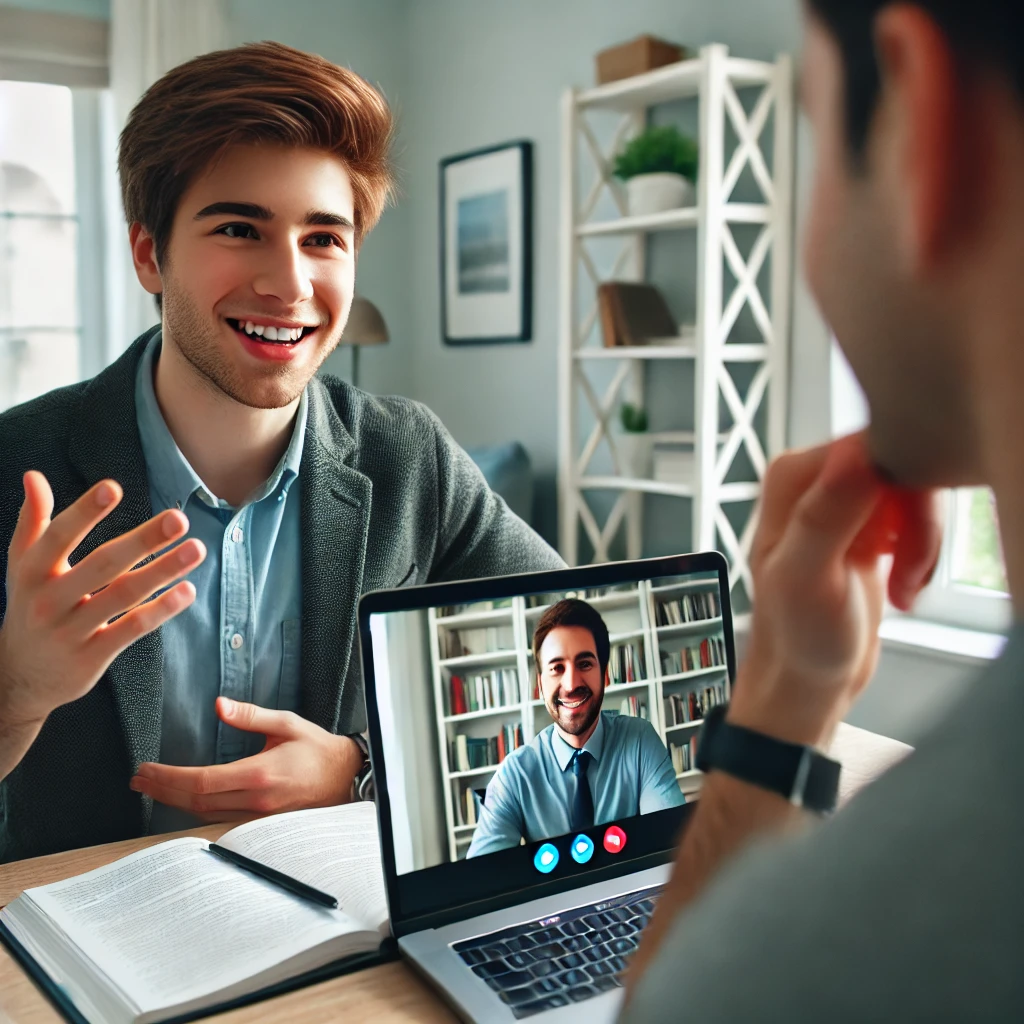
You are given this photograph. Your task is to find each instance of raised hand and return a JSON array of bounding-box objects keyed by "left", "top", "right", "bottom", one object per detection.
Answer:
[
  {"left": 129, "top": 697, "right": 364, "bottom": 822},
  {"left": 0, "top": 471, "right": 206, "bottom": 741}
]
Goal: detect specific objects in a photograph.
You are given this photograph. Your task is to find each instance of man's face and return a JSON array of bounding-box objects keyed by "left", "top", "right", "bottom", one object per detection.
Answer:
[
  {"left": 538, "top": 625, "right": 606, "bottom": 738},
  {"left": 801, "top": 12, "right": 974, "bottom": 486},
  {"left": 155, "top": 144, "right": 356, "bottom": 409}
]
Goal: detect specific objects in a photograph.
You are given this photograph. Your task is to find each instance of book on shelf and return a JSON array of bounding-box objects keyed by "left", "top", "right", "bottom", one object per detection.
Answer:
[
  {"left": 609, "top": 639, "right": 645, "bottom": 685},
  {"left": 655, "top": 590, "right": 719, "bottom": 626},
  {"left": 671, "top": 734, "right": 701, "bottom": 774},
  {"left": 450, "top": 724, "right": 523, "bottom": 772},
  {"left": 0, "top": 804, "right": 389, "bottom": 1024},
  {"left": 660, "top": 636, "right": 726, "bottom": 675},
  {"left": 524, "top": 583, "right": 636, "bottom": 610},
  {"left": 437, "top": 598, "right": 514, "bottom": 617},
  {"left": 447, "top": 667, "right": 519, "bottom": 716},
  {"left": 617, "top": 695, "right": 648, "bottom": 719},
  {"left": 439, "top": 623, "right": 515, "bottom": 660},
  {"left": 597, "top": 281, "right": 678, "bottom": 348},
  {"left": 662, "top": 681, "right": 727, "bottom": 726}
]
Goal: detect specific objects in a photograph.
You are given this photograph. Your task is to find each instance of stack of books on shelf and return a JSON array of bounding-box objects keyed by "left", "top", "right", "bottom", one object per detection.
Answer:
[
  {"left": 609, "top": 639, "right": 645, "bottom": 685},
  {"left": 456, "top": 785, "right": 484, "bottom": 827},
  {"left": 660, "top": 636, "right": 726, "bottom": 675},
  {"left": 663, "top": 681, "right": 727, "bottom": 726},
  {"left": 671, "top": 735, "right": 700, "bottom": 775},
  {"left": 447, "top": 668, "right": 520, "bottom": 716},
  {"left": 437, "top": 598, "right": 513, "bottom": 617},
  {"left": 655, "top": 590, "right": 720, "bottom": 626},
  {"left": 616, "top": 695, "right": 648, "bottom": 719},
  {"left": 439, "top": 623, "right": 515, "bottom": 659},
  {"left": 524, "top": 584, "right": 635, "bottom": 610},
  {"left": 450, "top": 724, "right": 523, "bottom": 773}
]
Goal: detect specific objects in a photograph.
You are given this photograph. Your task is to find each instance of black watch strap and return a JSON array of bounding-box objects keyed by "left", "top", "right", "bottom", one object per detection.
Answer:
[{"left": 695, "top": 704, "right": 840, "bottom": 813}]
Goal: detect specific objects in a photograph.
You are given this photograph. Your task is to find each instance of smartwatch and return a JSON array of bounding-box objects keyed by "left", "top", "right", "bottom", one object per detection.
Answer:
[{"left": 695, "top": 703, "right": 840, "bottom": 814}]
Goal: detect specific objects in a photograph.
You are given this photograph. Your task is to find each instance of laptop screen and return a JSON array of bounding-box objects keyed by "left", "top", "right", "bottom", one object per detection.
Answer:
[{"left": 358, "top": 552, "right": 734, "bottom": 935}]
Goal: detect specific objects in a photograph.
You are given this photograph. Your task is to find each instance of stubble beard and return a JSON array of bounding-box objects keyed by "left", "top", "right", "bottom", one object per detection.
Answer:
[
  {"left": 546, "top": 684, "right": 604, "bottom": 738},
  {"left": 160, "top": 281, "right": 340, "bottom": 410}
]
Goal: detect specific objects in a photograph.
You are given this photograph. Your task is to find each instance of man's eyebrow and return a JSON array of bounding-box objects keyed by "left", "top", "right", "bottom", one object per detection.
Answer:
[
  {"left": 192, "top": 202, "right": 354, "bottom": 231},
  {"left": 545, "top": 650, "right": 597, "bottom": 667}
]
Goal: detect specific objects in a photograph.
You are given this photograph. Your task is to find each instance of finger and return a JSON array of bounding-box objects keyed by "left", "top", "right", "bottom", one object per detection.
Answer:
[
  {"left": 784, "top": 434, "right": 886, "bottom": 577},
  {"left": 89, "top": 580, "right": 197, "bottom": 669},
  {"left": 131, "top": 774, "right": 267, "bottom": 815},
  {"left": 54, "top": 508, "right": 192, "bottom": 610},
  {"left": 8, "top": 471, "right": 55, "bottom": 562},
  {"left": 218, "top": 698, "right": 301, "bottom": 738},
  {"left": 22, "top": 479, "right": 124, "bottom": 580},
  {"left": 751, "top": 442, "right": 833, "bottom": 570},
  {"left": 134, "top": 755, "right": 271, "bottom": 794},
  {"left": 887, "top": 488, "right": 945, "bottom": 611},
  {"left": 72, "top": 538, "right": 206, "bottom": 635}
]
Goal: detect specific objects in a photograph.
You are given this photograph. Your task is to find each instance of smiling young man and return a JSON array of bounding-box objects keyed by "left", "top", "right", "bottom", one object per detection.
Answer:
[
  {"left": 621, "top": 0, "right": 1024, "bottom": 1018},
  {"left": 0, "top": 41, "right": 562, "bottom": 862},
  {"left": 466, "top": 599, "right": 682, "bottom": 858}
]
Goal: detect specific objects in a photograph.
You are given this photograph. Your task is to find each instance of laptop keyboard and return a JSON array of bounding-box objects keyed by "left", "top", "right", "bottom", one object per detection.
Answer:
[{"left": 452, "top": 884, "right": 662, "bottom": 1018}]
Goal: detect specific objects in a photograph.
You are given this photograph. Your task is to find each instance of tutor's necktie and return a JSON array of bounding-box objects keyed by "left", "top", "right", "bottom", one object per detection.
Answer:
[{"left": 570, "top": 749, "right": 594, "bottom": 831}]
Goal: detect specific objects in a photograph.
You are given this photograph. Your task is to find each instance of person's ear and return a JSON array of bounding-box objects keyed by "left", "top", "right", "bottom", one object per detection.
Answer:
[
  {"left": 873, "top": 5, "right": 964, "bottom": 273},
  {"left": 129, "top": 222, "right": 164, "bottom": 296}
]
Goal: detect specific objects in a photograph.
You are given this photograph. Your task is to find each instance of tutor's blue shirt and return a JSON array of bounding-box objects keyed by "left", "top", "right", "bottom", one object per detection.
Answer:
[
  {"left": 134, "top": 331, "right": 306, "bottom": 835},
  {"left": 466, "top": 711, "right": 685, "bottom": 857}
]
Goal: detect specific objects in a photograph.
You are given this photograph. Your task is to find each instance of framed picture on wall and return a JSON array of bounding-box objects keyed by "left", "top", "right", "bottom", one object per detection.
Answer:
[{"left": 440, "top": 140, "right": 533, "bottom": 345}]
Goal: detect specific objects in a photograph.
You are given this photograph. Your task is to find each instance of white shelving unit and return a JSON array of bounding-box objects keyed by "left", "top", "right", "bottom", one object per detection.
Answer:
[
  {"left": 428, "top": 579, "right": 729, "bottom": 861},
  {"left": 558, "top": 45, "right": 795, "bottom": 605}
]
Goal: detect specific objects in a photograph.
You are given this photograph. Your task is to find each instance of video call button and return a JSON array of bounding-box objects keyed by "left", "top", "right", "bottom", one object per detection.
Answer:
[
  {"left": 570, "top": 834, "right": 595, "bottom": 864},
  {"left": 534, "top": 843, "right": 560, "bottom": 874},
  {"left": 602, "top": 825, "right": 627, "bottom": 855}
]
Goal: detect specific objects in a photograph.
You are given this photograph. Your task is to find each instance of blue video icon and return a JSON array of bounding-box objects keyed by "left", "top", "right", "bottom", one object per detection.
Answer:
[
  {"left": 533, "top": 843, "right": 559, "bottom": 874},
  {"left": 570, "top": 834, "right": 595, "bottom": 864}
]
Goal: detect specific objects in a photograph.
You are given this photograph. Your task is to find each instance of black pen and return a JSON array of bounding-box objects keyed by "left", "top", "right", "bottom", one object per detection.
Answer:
[{"left": 205, "top": 843, "right": 338, "bottom": 910}]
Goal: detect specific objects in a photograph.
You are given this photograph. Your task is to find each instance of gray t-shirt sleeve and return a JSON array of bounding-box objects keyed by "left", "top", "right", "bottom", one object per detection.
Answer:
[{"left": 620, "top": 632, "right": 1024, "bottom": 1022}]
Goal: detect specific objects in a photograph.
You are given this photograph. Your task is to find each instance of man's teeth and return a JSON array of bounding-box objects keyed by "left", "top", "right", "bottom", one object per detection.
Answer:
[
  {"left": 238, "top": 320, "right": 306, "bottom": 342},
  {"left": 560, "top": 697, "right": 587, "bottom": 709}
]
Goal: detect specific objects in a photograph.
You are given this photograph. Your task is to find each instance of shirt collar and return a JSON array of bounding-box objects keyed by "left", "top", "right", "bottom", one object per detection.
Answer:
[
  {"left": 134, "top": 329, "right": 307, "bottom": 511},
  {"left": 552, "top": 711, "right": 607, "bottom": 772}
]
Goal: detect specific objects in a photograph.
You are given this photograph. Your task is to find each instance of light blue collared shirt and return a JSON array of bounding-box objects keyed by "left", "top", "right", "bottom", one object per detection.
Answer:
[
  {"left": 134, "top": 331, "right": 306, "bottom": 834},
  {"left": 466, "top": 711, "right": 685, "bottom": 857}
]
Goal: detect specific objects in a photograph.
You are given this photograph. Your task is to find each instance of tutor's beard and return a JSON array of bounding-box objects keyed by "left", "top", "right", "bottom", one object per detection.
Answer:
[{"left": 547, "top": 687, "right": 604, "bottom": 737}]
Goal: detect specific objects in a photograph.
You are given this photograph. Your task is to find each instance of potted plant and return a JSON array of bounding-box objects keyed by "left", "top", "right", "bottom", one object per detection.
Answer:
[
  {"left": 617, "top": 402, "right": 652, "bottom": 479},
  {"left": 613, "top": 125, "right": 699, "bottom": 216}
]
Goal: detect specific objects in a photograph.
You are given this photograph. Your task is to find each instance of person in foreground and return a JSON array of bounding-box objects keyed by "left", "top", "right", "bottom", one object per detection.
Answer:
[
  {"left": 0, "top": 42, "right": 562, "bottom": 864},
  {"left": 467, "top": 599, "right": 683, "bottom": 858},
  {"left": 622, "top": 0, "right": 1024, "bottom": 1018}
]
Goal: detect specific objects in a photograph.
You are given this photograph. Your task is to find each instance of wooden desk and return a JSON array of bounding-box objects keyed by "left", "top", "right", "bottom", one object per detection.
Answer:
[
  {"left": 0, "top": 824, "right": 457, "bottom": 1024},
  {"left": 0, "top": 723, "right": 912, "bottom": 1022}
]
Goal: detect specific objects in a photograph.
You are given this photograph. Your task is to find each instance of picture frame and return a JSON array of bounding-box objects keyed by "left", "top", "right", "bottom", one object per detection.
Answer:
[{"left": 439, "top": 140, "right": 533, "bottom": 345}]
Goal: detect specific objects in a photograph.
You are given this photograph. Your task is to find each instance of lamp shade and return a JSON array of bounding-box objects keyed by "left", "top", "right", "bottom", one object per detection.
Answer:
[{"left": 341, "top": 296, "right": 389, "bottom": 347}]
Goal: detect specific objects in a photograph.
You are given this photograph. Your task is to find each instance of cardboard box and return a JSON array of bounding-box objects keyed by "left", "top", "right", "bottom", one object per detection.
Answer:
[{"left": 596, "top": 35, "right": 687, "bottom": 85}]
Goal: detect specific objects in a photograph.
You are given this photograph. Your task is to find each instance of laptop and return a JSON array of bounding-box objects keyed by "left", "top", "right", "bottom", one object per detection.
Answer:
[{"left": 357, "top": 551, "right": 736, "bottom": 1022}]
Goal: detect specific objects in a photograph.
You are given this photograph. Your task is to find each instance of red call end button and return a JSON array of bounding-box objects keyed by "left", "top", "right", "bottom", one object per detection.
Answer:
[{"left": 603, "top": 825, "right": 627, "bottom": 854}]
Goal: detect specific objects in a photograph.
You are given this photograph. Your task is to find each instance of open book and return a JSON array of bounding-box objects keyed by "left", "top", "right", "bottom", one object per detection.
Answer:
[{"left": 0, "top": 802, "right": 389, "bottom": 1024}]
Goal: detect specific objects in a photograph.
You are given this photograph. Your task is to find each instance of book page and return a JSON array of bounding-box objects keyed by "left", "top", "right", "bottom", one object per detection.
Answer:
[
  {"left": 26, "top": 838, "right": 364, "bottom": 1014},
  {"left": 218, "top": 802, "right": 389, "bottom": 934}
]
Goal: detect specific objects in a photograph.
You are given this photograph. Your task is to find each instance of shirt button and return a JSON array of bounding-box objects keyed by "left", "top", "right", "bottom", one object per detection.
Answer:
[
  {"left": 231, "top": 527, "right": 244, "bottom": 544},
  {"left": 230, "top": 633, "right": 244, "bottom": 650}
]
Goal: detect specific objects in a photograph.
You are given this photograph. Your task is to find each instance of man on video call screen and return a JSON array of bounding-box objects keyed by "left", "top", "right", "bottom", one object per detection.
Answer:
[{"left": 467, "top": 598, "right": 684, "bottom": 858}]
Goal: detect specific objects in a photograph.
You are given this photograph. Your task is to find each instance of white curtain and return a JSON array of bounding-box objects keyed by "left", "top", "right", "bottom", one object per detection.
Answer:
[{"left": 105, "top": 0, "right": 227, "bottom": 357}]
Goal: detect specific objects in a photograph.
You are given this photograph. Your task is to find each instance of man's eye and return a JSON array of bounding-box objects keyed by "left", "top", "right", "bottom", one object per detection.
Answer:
[
  {"left": 306, "top": 233, "right": 344, "bottom": 249},
  {"left": 216, "top": 223, "right": 258, "bottom": 239}
]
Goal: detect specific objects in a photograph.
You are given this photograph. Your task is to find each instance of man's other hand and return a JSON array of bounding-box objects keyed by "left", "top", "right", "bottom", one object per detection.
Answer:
[
  {"left": 0, "top": 471, "right": 206, "bottom": 734},
  {"left": 129, "top": 698, "right": 364, "bottom": 822},
  {"left": 729, "top": 432, "right": 943, "bottom": 750}
]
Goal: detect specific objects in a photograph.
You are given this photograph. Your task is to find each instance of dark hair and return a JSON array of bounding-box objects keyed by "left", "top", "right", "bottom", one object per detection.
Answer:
[
  {"left": 532, "top": 598, "right": 610, "bottom": 681},
  {"left": 807, "top": 0, "right": 1024, "bottom": 160},
  {"left": 118, "top": 40, "right": 395, "bottom": 294}
]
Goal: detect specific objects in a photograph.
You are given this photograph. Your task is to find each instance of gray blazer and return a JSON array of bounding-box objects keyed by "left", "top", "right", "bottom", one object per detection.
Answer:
[{"left": 0, "top": 329, "right": 564, "bottom": 862}]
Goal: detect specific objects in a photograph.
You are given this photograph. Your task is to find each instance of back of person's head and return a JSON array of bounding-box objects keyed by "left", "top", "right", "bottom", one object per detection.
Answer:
[
  {"left": 807, "top": 0, "right": 1024, "bottom": 160},
  {"left": 118, "top": 41, "right": 394, "bottom": 273},
  {"left": 532, "top": 599, "right": 611, "bottom": 682}
]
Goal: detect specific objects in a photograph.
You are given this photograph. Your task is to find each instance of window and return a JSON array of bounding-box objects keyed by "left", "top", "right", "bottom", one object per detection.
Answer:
[
  {"left": 831, "top": 343, "right": 1011, "bottom": 634},
  {"left": 0, "top": 80, "right": 81, "bottom": 411}
]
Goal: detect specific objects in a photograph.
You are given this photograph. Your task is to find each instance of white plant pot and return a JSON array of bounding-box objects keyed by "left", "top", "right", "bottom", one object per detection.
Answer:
[
  {"left": 625, "top": 172, "right": 694, "bottom": 217},
  {"left": 617, "top": 432, "right": 652, "bottom": 480}
]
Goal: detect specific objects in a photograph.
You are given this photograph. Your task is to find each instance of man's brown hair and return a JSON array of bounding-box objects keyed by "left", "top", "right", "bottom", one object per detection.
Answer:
[
  {"left": 118, "top": 40, "right": 395, "bottom": 273},
  {"left": 532, "top": 598, "right": 611, "bottom": 682}
]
